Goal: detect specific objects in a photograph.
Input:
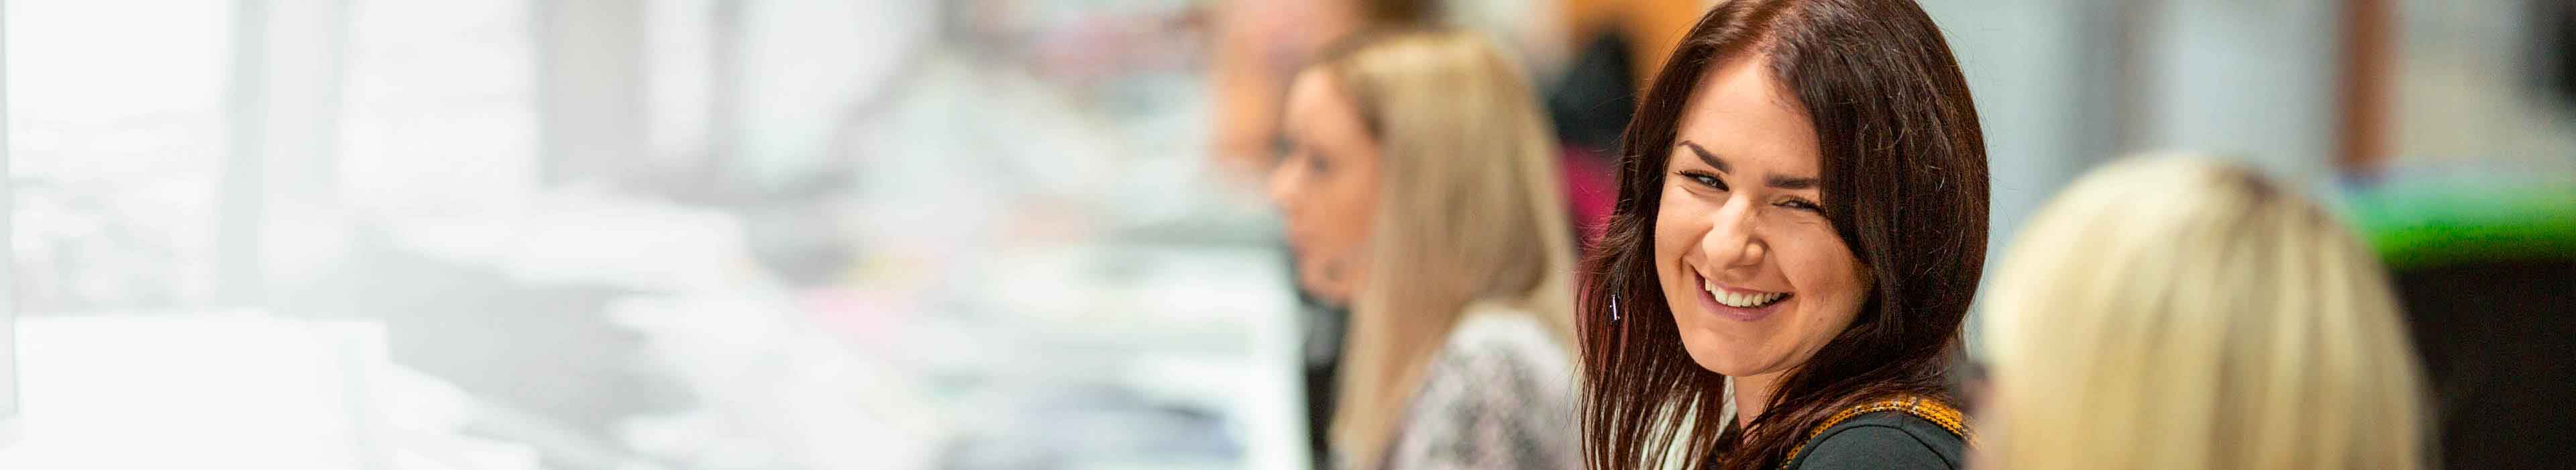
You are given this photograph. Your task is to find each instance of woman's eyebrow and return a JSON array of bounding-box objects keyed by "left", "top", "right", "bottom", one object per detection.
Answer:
[
  {"left": 1678, "top": 141, "right": 1728, "bottom": 173},
  {"left": 1768, "top": 175, "right": 1817, "bottom": 189},
  {"left": 1681, "top": 140, "right": 1817, "bottom": 189}
]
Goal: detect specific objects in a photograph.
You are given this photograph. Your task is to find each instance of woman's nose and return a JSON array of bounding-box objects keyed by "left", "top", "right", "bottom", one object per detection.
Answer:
[
  {"left": 1699, "top": 199, "right": 1765, "bottom": 270},
  {"left": 1267, "top": 159, "right": 1301, "bottom": 211}
]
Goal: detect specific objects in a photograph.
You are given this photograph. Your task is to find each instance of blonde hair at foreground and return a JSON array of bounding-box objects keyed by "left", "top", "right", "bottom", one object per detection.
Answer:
[
  {"left": 1312, "top": 30, "right": 1578, "bottom": 469},
  {"left": 1981, "top": 156, "right": 2430, "bottom": 469}
]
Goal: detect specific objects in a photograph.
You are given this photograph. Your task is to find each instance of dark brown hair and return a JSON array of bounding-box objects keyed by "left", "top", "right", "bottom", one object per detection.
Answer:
[{"left": 1574, "top": 1, "right": 1988, "bottom": 469}]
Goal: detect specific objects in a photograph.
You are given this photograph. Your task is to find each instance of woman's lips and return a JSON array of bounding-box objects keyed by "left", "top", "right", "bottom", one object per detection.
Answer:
[{"left": 1695, "top": 273, "right": 1790, "bottom": 322}]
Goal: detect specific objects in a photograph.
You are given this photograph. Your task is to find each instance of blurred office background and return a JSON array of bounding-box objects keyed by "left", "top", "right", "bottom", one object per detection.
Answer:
[{"left": 0, "top": 0, "right": 2567, "bottom": 469}]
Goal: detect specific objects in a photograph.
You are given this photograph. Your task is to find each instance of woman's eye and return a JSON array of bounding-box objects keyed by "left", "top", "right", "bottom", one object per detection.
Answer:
[
  {"left": 1779, "top": 199, "right": 1823, "bottom": 213},
  {"left": 1270, "top": 138, "right": 1293, "bottom": 168},
  {"left": 1680, "top": 171, "right": 1727, "bottom": 191}
]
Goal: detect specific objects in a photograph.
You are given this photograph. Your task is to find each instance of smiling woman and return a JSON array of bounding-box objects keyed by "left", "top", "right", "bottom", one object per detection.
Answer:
[{"left": 1574, "top": 0, "right": 1989, "bottom": 469}]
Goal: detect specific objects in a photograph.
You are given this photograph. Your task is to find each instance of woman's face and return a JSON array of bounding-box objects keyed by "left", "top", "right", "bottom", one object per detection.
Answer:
[
  {"left": 1653, "top": 58, "right": 1869, "bottom": 383},
  {"left": 1270, "top": 70, "right": 1381, "bottom": 304}
]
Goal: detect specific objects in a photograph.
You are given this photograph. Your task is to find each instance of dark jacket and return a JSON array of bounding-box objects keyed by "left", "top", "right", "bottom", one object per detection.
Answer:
[{"left": 1782, "top": 411, "right": 1966, "bottom": 469}]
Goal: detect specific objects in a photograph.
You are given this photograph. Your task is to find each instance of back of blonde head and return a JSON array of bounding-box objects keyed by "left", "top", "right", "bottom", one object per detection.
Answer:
[
  {"left": 1309, "top": 30, "right": 1577, "bottom": 468},
  {"left": 1982, "top": 156, "right": 2428, "bottom": 469}
]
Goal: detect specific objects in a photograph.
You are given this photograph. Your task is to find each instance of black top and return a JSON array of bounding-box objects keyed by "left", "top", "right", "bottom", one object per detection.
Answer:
[
  {"left": 1781, "top": 410, "right": 1966, "bottom": 470},
  {"left": 2395, "top": 261, "right": 2576, "bottom": 469}
]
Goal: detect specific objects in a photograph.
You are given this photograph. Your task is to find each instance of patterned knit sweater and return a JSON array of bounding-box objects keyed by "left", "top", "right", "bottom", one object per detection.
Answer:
[{"left": 1379, "top": 309, "right": 1580, "bottom": 470}]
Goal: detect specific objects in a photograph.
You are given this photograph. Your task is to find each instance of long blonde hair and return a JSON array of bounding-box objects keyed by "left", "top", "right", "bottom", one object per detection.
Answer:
[
  {"left": 1981, "top": 156, "right": 2430, "bottom": 469},
  {"left": 1310, "top": 29, "right": 1578, "bottom": 468}
]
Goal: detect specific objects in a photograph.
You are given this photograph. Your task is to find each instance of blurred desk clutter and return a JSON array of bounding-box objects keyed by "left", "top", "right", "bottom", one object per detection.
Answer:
[
  {"left": 3, "top": 187, "right": 1304, "bottom": 470},
  {"left": 9, "top": 0, "right": 1305, "bottom": 468}
]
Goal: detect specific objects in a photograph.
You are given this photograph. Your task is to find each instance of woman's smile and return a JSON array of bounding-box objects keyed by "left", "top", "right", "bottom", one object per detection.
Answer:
[{"left": 1693, "top": 271, "right": 1793, "bottom": 322}]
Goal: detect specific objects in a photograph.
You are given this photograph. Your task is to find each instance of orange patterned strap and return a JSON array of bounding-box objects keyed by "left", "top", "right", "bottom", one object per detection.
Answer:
[{"left": 1777, "top": 395, "right": 1972, "bottom": 469}]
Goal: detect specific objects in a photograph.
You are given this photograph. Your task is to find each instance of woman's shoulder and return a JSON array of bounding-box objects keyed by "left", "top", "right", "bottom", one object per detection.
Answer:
[
  {"left": 1381, "top": 308, "right": 1579, "bottom": 469},
  {"left": 1415, "top": 306, "right": 1574, "bottom": 408},
  {"left": 1784, "top": 402, "right": 1968, "bottom": 470}
]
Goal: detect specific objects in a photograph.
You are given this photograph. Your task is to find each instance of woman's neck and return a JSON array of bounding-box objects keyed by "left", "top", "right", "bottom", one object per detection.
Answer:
[{"left": 1732, "top": 371, "right": 1786, "bottom": 428}]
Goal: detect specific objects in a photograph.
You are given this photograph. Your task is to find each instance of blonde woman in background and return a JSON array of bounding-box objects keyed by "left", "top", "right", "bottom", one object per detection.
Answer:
[
  {"left": 1267, "top": 28, "right": 1580, "bottom": 470},
  {"left": 1978, "top": 156, "right": 2431, "bottom": 469}
]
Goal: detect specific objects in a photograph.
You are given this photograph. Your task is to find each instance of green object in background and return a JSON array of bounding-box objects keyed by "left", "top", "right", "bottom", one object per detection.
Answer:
[{"left": 2341, "top": 173, "right": 2576, "bottom": 270}]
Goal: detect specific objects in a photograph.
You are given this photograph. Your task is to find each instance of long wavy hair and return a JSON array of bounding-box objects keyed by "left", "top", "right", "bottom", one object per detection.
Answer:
[{"left": 1574, "top": 1, "right": 1988, "bottom": 469}]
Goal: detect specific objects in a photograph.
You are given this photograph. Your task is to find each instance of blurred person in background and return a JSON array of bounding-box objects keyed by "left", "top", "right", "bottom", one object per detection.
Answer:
[
  {"left": 1976, "top": 156, "right": 2430, "bottom": 470},
  {"left": 1209, "top": 2, "right": 1442, "bottom": 464},
  {"left": 1267, "top": 28, "right": 1582, "bottom": 470},
  {"left": 1212, "top": 0, "right": 1441, "bottom": 185},
  {"left": 1547, "top": 0, "right": 1714, "bottom": 242},
  {"left": 1574, "top": 0, "right": 1989, "bottom": 468},
  {"left": 1213, "top": 0, "right": 1708, "bottom": 242}
]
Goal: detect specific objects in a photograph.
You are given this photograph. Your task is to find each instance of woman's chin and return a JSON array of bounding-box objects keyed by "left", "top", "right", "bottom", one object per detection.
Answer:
[{"left": 1676, "top": 334, "right": 1766, "bottom": 377}]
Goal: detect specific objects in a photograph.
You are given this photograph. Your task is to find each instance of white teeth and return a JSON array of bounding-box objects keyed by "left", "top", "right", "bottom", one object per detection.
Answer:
[
  {"left": 1710, "top": 287, "right": 1785, "bottom": 308},
  {"left": 1701, "top": 276, "right": 1785, "bottom": 308}
]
